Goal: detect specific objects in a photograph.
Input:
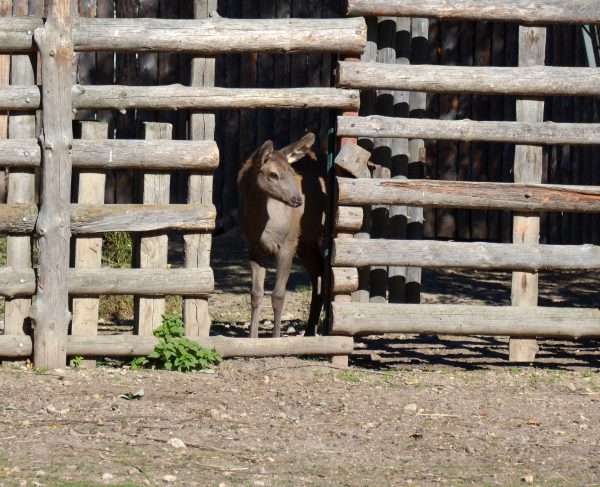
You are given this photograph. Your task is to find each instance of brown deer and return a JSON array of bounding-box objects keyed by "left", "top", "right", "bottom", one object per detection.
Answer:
[{"left": 237, "top": 132, "right": 326, "bottom": 338}]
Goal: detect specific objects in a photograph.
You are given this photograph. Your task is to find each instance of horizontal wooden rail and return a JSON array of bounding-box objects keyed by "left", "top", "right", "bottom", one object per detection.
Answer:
[
  {"left": 71, "top": 204, "right": 216, "bottom": 234},
  {"left": 337, "top": 62, "right": 600, "bottom": 97},
  {"left": 346, "top": 0, "right": 600, "bottom": 24},
  {"left": 0, "top": 204, "right": 37, "bottom": 233},
  {"left": 337, "top": 116, "right": 600, "bottom": 145},
  {"left": 331, "top": 303, "right": 600, "bottom": 338},
  {"left": 0, "top": 268, "right": 36, "bottom": 298},
  {"left": 69, "top": 268, "right": 214, "bottom": 296},
  {"left": 0, "top": 86, "right": 40, "bottom": 110},
  {"left": 332, "top": 267, "right": 359, "bottom": 294},
  {"left": 74, "top": 17, "right": 366, "bottom": 54},
  {"left": 0, "top": 335, "right": 354, "bottom": 359},
  {"left": 0, "top": 17, "right": 42, "bottom": 52},
  {"left": 332, "top": 239, "right": 600, "bottom": 271},
  {"left": 0, "top": 139, "right": 41, "bottom": 167},
  {"left": 337, "top": 178, "right": 600, "bottom": 213},
  {"left": 74, "top": 86, "right": 360, "bottom": 111}
]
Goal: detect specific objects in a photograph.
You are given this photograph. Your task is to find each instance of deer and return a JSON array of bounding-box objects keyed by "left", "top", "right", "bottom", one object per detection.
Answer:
[{"left": 237, "top": 132, "right": 326, "bottom": 339}]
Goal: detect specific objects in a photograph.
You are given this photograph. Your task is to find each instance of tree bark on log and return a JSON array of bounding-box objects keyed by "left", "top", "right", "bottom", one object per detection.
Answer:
[
  {"left": 0, "top": 85, "right": 40, "bottom": 110},
  {"left": 0, "top": 17, "right": 42, "bottom": 52},
  {"left": 0, "top": 268, "right": 36, "bottom": 298},
  {"left": 0, "top": 139, "right": 40, "bottom": 167}
]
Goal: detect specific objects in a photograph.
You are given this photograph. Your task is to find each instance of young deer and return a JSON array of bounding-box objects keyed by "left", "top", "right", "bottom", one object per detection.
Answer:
[{"left": 237, "top": 133, "right": 325, "bottom": 338}]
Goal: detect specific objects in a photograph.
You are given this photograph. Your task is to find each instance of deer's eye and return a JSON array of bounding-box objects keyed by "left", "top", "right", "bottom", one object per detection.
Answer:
[{"left": 268, "top": 172, "right": 279, "bottom": 181}]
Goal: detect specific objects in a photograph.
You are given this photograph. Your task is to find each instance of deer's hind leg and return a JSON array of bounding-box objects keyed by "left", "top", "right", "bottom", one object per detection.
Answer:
[
  {"left": 249, "top": 256, "right": 267, "bottom": 338},
  {"left": 297, "top": 241, "right": 324, "bottom": 336}
]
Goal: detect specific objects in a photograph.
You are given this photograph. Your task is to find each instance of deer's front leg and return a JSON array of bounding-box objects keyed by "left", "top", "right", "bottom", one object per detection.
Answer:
[
  {"left": 272, "top": 250, "right": 294, "bottom": 338},
  {"left": 249, "top": 258, "right": 266, "bottom": 338}
]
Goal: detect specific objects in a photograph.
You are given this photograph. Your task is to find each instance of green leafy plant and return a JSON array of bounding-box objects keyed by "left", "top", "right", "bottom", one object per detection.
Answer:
[
  {"left": 130, "top": 313, "right": 221, "bottom": 372},
  {"left": 71, "top": 356, "right": 85, "bottom": 368}
]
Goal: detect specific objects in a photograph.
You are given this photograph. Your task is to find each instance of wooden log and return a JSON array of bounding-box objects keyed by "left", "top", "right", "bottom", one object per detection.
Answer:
[
  {"left": 346, "top": 0, "right": 600, "bottom": 24},
  {"left": 337, "top": 116, "right": 600, "bottom": 145},
  {"left": 0, "top": 203, "right": 37, "bottom": 233},
  {"left": 337, "top": 178, "right": 600, "bottom": 213},
  {"left": 331, "top": 302, "right": 600, "bottom": 338},
  {"left": 73, "top": 86, "right": 360, "bottom": 111},
  {"left": 510, "top": 26, "right": 547, "bottom": 363},
  {"left": 335, "top": 206, "right": 364, "bottom": 233},
  {"left": 70, "top": 204, "right": 216, "bottom": 234},
  {"left": 71, "top": 121, "right": 107, "bottom": 369},
  {"left": 72, "top": 138, "right": 219, "bottom": 171},
  {"left": 0, "top": 86, "right": 40, "bottom": 110},
  {"left": 337, "top": 62, "right": 600, "bottom": 97},
  {"left": 0, "top": 139, "right": 40, "bottom": 167},
  {"left": 0, "top": 17, "right": 42, "bottom": 52},
  {"left": 333, "top": 141, "right": 371, "bottom": 177},
  {"left": 32, "top": 0, "right": 74, "bottom": 369},
  {"left": 0, "top": 268, "right": 36, "bottom": 298},
  {"left": 332, "top": 267, "right": 359, "bottom": 295},
  {"left": 69, "top": 268, "right": 214, "bottom": 296},
  {"left": 332, "top": 238, "right": 600, "bottom": 271},
  {"left": 0, "top": 335, "right": 32, "bottom": 358},
  {"left": 73, "top": 17, "right": 366, "bottom": 54}
]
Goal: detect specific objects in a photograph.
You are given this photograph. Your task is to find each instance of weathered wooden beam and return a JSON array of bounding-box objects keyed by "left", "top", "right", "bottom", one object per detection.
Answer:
[
  {"left": 0, "top": 335, "right": 32, "bottom": 358},
  {"left": 332, "top": 238, "right": 600, "bottom": 271},
  {"left": 335, "top": 206, "right": 363, "bottom": 232},
  {"left": 69, "top": 268, "right": 214, "bottom": 296},
  {"left": 73, "top": 17, "right": 366, "bottom": 54},
  {"left": 346, "top": 0, "right": 600, "bottom": 24},
  {"left": 73, "top": 86, "right": 360, "bottom": 111},
  {"left": 332, "top": 267, "right": 359, "bottom": 295},
  {"left": 334, "top": 141, "right": 371, "bottom": 178},
  {"left": 72, "top": 139, "right": 219, "bottom": 171},
  {"left": 331, "top": 302, "right": 600, "bottom": 338},
  {"left": 0, "top": 203, "right": 37, "bottom": 233},
  {"left": 0, "top": 17, "right": 42, "bottom": 52},
  {"left": 0, "top": 139, "right": 40, "bottom": 167},
  {"left": 337, "top": 115, "right": 600, "bottom": 145},
  {"left": 337, "top": 178, "right": 600, "bottom": 213},
  {"left": 337, "top": 62, "right": 600, "bottom": 97},
  {"left": 70, "top": 204, "right": 216, "bottom": 234},
  {"left": 0, "top": 85, "right": 40, "bottom": 110},
  {"left": 0, "top": 268, "right": 36, "bottom": 298}
]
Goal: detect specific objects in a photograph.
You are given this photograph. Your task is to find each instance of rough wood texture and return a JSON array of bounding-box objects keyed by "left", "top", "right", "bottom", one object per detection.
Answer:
[
  {"left": 334, "top": 141, "right": 371, "bottom": 178},
  {"left": 0, "top": 85, "right": 40, "bottom": 110},
  {"left": 332, "top": 238, "right": 600, "bottom": 271},
  {"left": 32, "top": 0, "right": 74, "bottom": 369},
  {"left": 338, "top": 62, "right": 600, "bottom": 97},
  {"left": 71, "top": 204, "right": 216, "bottom": 234},
  {"left": 71, "top": 121, "right": 107, "bottom": 368},
  {"left": 72, "top": 139, "right": 219, "bottom": 170},
  {"left": 136, "top": 122, "right": 171, "bottom": 335},
  {"left": 331, "top": 302, "right": 600, "bottom": 338},
  {"left": 0, "top": 139, "right": 40, "bottom": 167},
  {"left": 337, "top": 116, "right": 600, "bottom": 145},
  {"left": 337, "top": 178, "right": 600, "bottom": 213},
  {"left": 0, "top": 268, "right": 36, "bottom": 298},
  {"left": 0, "top": 335, "right": 32, "bottom": 358},
  {"left": 0, "top": 17, "right": 41, "bottom": 52},
  {"left": 69, "top": 268, "right": 214, "bottom": 296},
  {"left": 73, "top": 17, "right": 366, "bottom": 54},
  {"left": 73, "top": 86, "right": 360, "bottom": 111},
  {"left": 335, "top": 206, "right": 364, "bottom": 233},
  {"left": 332, "top": 267, "right": 359, "bottom": 294},
  {"left": 0, "top": 204, "right": 37, "bottom": 233},
  {"left": 510, "top": 26, "right": 547, "bottom": 363},
  {"left": 346, "top": 0, "right": 600, "bottom": 24}
]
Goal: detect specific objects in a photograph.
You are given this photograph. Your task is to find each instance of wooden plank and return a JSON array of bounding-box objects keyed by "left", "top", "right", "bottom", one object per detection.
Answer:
[
  {"left": 0, "top": 335, "right": 32, "bottom": 358},
  {"left": 0, "top": 17, "right": 41, "bottom": 52},
  {"left": 331, "top": 302, "right": 600, "bottom": 338},
  {"left": 0, "top": 268, "right": 36, "bottom": 297},
  {"left": 136, "top": 122, "right": 171, "bottom": 336},
  {"left": 337, "top": 62, "right": 600, "bottom": 97},
  {"left": 0, "top": 139, "right": 40, "bottom": 166},
  {"left": 74, "top": 0, "right": 98, "bottom": 122},
  {"left": 335, "top": 206, "right": 363, "bottom": 233},
  {"left": 0, "top": 203, "right": 37, "bottom": 232},
  {"left": 337, "top": 116, "right": 600, "bottom": 145},
  {"left": 31, "top": 0, "right": 74, "bottom": 369},
  {"left": 336, "top": 178, "right": 600, "bottom": 212},
  {"left": 334, "top": 141, "right": 370, "bottom": 178},
  {"left": 0, "top": 0, "right": 8, "bottom": 206},
  {"left": 73, "top": 17, "right": 367, "bottom": 54},
  {"left": 0, "top": 86, "right": 40, "bottom": 110},
  {"left": 71, "top": 121, "right": 107, "bottom": 368},
  {"left": 346, "top": 0, "right": 600, "bottom": 24},
  {"left": 510, "top": 26, "right": 547, "bottom": 363},
  {"left": 332, "top": 267, "right": 359, "bottom": 295},
  {"left": 332, "top": 238, "right": 600, "bottom": 271}
]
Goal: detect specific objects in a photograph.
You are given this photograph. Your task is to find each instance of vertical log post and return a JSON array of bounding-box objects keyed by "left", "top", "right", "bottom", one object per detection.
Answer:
[
  {"left": 32, "top": 0, "right": 74, "bottom": 368},
  {"left": 135, "top": 122, "right": 171, "bottom": 335},
  {"left": 509, "top": 26, "right": 547, "bottom": 363},
  {"left": 71, "top": 121, "right": 107, "bottom": 367},
  {"left": 5, "top": 0, "right": 36, "bottom": 340},
  {"left": 184, "top": 0, "right": 216, "bottom": 337},
  {"left": 0, "top": 0, "right": 8, "bottom": 205}
]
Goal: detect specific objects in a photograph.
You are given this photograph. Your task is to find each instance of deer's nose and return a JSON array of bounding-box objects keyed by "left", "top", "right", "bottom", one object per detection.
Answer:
[{"left": 291, "top": 195, "right": 303, "bottom": 207}]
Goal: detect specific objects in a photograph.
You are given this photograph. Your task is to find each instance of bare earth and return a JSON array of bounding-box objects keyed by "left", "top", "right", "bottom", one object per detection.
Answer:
[{"left": 1, "top": 229, "right": 599, "bottom": 486}]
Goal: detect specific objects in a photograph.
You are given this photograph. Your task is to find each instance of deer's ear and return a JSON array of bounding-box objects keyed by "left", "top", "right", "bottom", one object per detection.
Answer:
[
  {"left": 252, "top": 140, "right": 274, "bottom": 168},
  {"left": 280, "top": 132, "right": 316, "bottom": 164}
]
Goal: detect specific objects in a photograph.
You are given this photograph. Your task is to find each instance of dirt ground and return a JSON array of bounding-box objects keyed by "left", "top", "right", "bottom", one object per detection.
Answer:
[{"left": 1, "top": 228, "right": 600, "bottom": 486}]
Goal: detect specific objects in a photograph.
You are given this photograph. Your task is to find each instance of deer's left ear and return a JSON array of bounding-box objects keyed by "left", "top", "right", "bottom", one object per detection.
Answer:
[
  {"left": 280, "top": 132, "right": 316, "bottom": 164},
  {"left": 252, "top": 140, "right": 274, "bottom": 168}
]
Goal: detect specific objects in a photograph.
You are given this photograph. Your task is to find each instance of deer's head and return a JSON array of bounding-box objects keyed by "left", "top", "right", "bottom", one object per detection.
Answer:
[{"left": 249, "top": 133, "right": 315, "bottom": 208}]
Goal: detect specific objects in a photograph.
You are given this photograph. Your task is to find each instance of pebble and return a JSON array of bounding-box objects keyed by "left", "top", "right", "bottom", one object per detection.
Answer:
[
  {"left": 163, "top": 475, "right": 177, "bottom": 483},
  {"left": 404, "top": 403, "right": 418, "bottom": 412},
  {"left": 521, "top": 474, "right": 534, "bottom": 483},
  {"left": 167, "top": 438, "right": 186, "bottom": 449},
  {"left": 101, "top": 473, "right": 114, "bottom": 481},
  {"left": 287, "top": 326, "right": 296, "bottom": 334}
]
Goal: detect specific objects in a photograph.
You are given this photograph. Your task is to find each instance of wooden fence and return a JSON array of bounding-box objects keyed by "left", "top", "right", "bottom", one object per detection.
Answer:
[
  {"left": 331, "top": 0, "right": 600, "bottom": 363},
  {"left": 0, "top": 0, "right": 360, "bottom": 367}
]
